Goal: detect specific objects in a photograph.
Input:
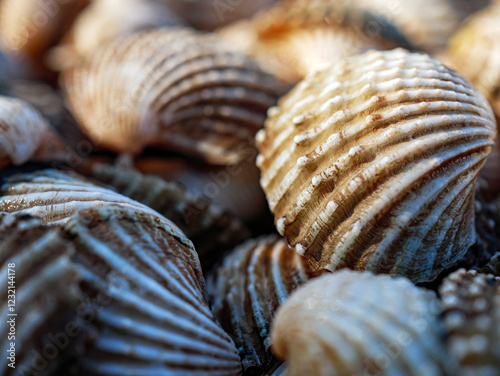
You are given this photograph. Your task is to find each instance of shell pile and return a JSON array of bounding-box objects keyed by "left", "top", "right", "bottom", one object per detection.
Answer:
[
  {"left": 2, "top": 0, "right": 500, "bottom": 375},
  {"left": 271, "top": 270, "right": 455, "bottom": 376},
  {"left": 62, "top": 28, "right": 286, "bottom": 164},
  {"left": 207, "top": 235, "right": 319, "bottom": 372},
  {"left": 439, "top": 269, "right": 500, "bottom": 375},
  {"left": 257, "top": 48, "right": 496, "bottom": 283}
]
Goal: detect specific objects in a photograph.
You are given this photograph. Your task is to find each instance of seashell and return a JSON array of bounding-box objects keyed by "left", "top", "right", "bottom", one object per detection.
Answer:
[
  {"left": 135, "top": 157, "right": 272, "bottom": 227},
  {"left": 90, "top": 163, "right": 250, "bottom": 269},
  {"left": 49, "top": 0, "right": 183, "bottom": 71},
  {"left": 271, "top": 269, "right": 454, "bottom": 376},
  {"left": 218, "top": 0, "right": 404, "bottom": 84},
  {"left": 61, "top": 28, "right": 286, "bottom": 165},
  {"left": 0, "top": 96, "right": 73, "bottom": 169},
  {"left": 447, "top": 0, "right": 493, "bottom": 21},
  {"left": 480, "top": 253, "right": 500, "bottom": 276},
  {"left": 207, "top": 235, "right": 319, "bottom": 372},
  {"left": 0, "top": 169, "right": 170, "bottom": 224},
  {"left": 0, "top": 214, "right": 84, "bottom": 376},
  {"left": 256, "top": 48, "right": 497, "bottom": 283},
  {"left": 0, "top": 0, "right": 88, "bottom": 76},
  {"left": 60, "top": 204, "right": 242, "bottom": 375},
  {"left": 439, "top": 269, "right": 500, "bottom": 375}
]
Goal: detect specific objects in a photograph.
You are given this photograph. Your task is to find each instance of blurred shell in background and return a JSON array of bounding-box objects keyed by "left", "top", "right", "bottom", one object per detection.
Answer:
[
  {"left": 447, "top": 0, "right": 494, "bottom": 21},
  {"left": 439, "top": 269, "right": 500, "bottom": 376},
  {"left": 257, "top": 48, "right": 496, "bottom": 283},
  {"left": 62, "top": 205, "right": 242, "bottom": 375},
  {"left": 207, "top": 235, "right": 319, "bottom": 372},
  {"left": 62, "top": 28, "right": 286, "bottom": 164},
  {"left": 0, "top": 96, "right": 72, "bottom": 169},
  {"left": 49, "top": 0, "right": 184, "bottom": 71},
  {"left": 271, "top": 270, "right": 455, "bottom": 376},
  {"left": 90, "top": 163, "right": 250, "bottom": 270},
  {"left": 0, "top": 214, "right": 83, "bottom": 376}
]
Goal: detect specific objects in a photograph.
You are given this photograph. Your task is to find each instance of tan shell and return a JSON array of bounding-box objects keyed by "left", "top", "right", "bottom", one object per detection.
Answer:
[
  {"left": 218, "top": 0, "right": 402, "bottom": 84},
  {"left": 257, "top": 48, "right": 497, "bottom": 283},
  {"left": 61, "top": 204, "right": 242, "bottom": 375},
  {"left": 90, "top": 163, "right": 250, "bottom": 269},
  {"left": 439, "top": 269, "right": 500, "bottom": 376},
  {"left": 271, "top": 270, "right": 455, "bottom": 376},
  {"left": 207, "top": 235, "right": 318, "bottom": 372},
  {"left": 0, "top": 214, "right": 83, "bottom": 375},
  {"left": 0, "top": 96, "right": 72, "bottom": 169},
  {"left": 62, "top": 28, "right": 286, "bottom": 164}
]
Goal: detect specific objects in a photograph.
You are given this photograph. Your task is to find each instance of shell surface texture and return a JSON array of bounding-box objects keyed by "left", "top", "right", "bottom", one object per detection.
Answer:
[
  {"left": 62, "top": 27, "right": 286, "bottom": 164},
  {"left": 270, "top": 269, "right": 455, "bottom": 376},
  {"left": 257, "top": 48, "right": 497, "bottom": 283},
  {"left": 439, "top": 269, "right": 500, "bottom": 376},
  {"left": 207, "top": 235, "right": 319, "bottom": 372}
]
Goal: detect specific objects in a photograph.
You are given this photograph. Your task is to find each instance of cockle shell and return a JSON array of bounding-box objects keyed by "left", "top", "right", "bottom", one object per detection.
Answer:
[
  {"left": 62, "top": 28, "right": 286, "bottom": 164},
  {"left": 256, "top": 48, "right": 497, "bottom": 283},
  {"left": 218, "top": 0, "right": 403, "bottom": 84},
  {"left": 0, "top": 96, "right": 72, "bottom": 169},
  {"left": 0, "top": 214, "right": 84, "bottom": 376},
  {"left": 270, "top": 270, "right": 455, "bottom": 376},
  {"left": 207, "top": 235, "right": 319, "bottom": 372},
  {"left": 90, "top": 163, "right": 250, "bottom": 269},
  {"left": 61, "top": 204, "right": 242, "bottom": 375},
  {"left": 439, "top": 269, "right": 500, "bottom": 375}
]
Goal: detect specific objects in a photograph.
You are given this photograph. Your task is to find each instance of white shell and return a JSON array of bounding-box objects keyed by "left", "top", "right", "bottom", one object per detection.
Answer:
[
  {"left": 257, "top": 48, "right": 497, "bottom": 283},
  {"left": 271, "top": 270, "right": 456, "bottom": 376}
]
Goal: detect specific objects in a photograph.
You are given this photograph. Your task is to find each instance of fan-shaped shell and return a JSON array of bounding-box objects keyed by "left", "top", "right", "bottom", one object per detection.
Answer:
[
  {"left": 62, "top": 28, "right": 286, "bottom": 164},
  {"left": 91, "top": 163, "right": 250, "bottom": 269},
  {"left": 439, "top": 269, "right": 500, "bottom": 375},
  {"left": 0, "top": 96, "right": 71, "bottom": 169},
  {"left": 271, "top": 270, "right": 455, "bottom": 376},
  {"left": 0, "top": 214, "right": 83, "bottom": 376},
  {"left": 61, "top": 204, "right": 242, "bottom": 375},
  {"left": 207, "top": 235, "right": 319, "bottom": 372},
  {"left": 257, "top": 48, "right": 497, "bottom": 283}
]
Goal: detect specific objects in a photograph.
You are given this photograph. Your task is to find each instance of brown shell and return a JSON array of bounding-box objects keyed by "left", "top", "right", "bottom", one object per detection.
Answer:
[
  {"left": 439, "top": 269, "right": 500, "bottom": 375},
  {"left": 90, "top": 163, "right": 250, "bottom": 269},
  {"left": 257, "top": 48, "right": 497, "bottom": 283},
  {"left": 61, "top": 28, "right": 286, "bottom": 164},
  {"left": 0, "top": 96, "right": 72, "bottom": 169},
  {"left": 0, "top": 214, "right": 84, "bottom": 376},
  {"left": 207, "top": 235, "right": 319, "bottom": 372}
]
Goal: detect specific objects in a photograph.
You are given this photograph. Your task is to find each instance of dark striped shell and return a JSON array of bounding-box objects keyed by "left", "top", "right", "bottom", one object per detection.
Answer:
[
  {"left": 439, "top": 269, "right": 500, "bottom": 376},
  {"left": 257, "top": 48, "right": 497, "bottom": 283},
  {"left": 271, "top": 270, "right": 455, "bottom": 376},
  {"left": 62, "top": 28, "right": 286, "bottom": 164},
  {"left": 207, "top": 235, "right": 319, "bottom": 372},
  {"left": 91, "top": 163, "right": 250, "bottom": 269}
]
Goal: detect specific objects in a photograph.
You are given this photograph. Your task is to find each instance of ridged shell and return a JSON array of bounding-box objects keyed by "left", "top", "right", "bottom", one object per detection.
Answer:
[
  {"left": 61, "top": 204, "right": 242, "bottom": 375},
  {"left": 218, "top": 0, "right": 403, "bottom": 84},
  {"left": 271, "top": 270, "right": 454, "bottom": 376},
  {"left": 256, "top": 48, "right": 497, "bottom": 283},
  {"left": 0, "top": 96, "right": 71, "bottom": 169},
  {"left": 0, "top": 214, "right": 83, "bottom": 376},
  {"left": 90, "top": 163, "right": 250, "bottom": 269},
  {"left": 51, "top": 0, "right": 183, "bottom": 70},
  {"left": 207, "top": 235, "right": 318, "bottom": 372},
  {"left": 62, "top": 28, "right": 286, "bottom": 164},
  {"left": 439, "top": 269, "right": 500, "bottom": 376}
]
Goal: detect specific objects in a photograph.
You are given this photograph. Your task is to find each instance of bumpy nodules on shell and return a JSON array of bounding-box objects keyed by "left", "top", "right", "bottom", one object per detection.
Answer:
[
  {"left": 271, "top": 270, "right": 454, "bottom": 376},
  {"left": 0, "top": 96, "right": 72, "bottom": 169},
  {"left": 257, "top": 48, "right": 497, "bottom": 283},
  {"left": 91, "top": 163, "right": 250, "bottom": 269},
  {"left": 207, "top": 235, "right": 319, "bottom": 373},
  {"left": 0, "top": 214, "right": 84, "bottom": 376},
  {"left": 61, "top": 28, "right": 286, "bottom": 165},
  {"left": 61, "top": 204, "right": 242, "bottom": 375},
  {"left": 218, "top": 0, "right": 405, "bottom": 84},
  {"left": 439, "top": 269, "right": 500, "bottom": 376}
]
